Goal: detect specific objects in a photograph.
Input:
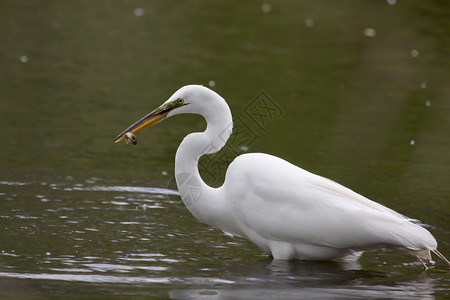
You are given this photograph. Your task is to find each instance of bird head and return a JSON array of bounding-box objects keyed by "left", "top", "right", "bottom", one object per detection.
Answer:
[{"left": 113, "top": 85, "right": 223, "bottom": 143}]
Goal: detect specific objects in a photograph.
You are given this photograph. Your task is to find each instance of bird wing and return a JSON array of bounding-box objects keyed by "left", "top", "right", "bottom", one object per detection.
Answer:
[
  {"left": 225, "top": 153, "right": 434, "bottom": 251},
  {"left": 303, "top": 171, "right": 413, "bottom": 221}
]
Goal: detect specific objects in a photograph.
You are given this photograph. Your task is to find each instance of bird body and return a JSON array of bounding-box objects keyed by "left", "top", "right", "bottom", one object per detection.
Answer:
[
  {"left": 114, "top": 85, "right": 449, "bottom": 268},
  {"left": 221, "top": 152, "right": 436, "bottom": 261}
]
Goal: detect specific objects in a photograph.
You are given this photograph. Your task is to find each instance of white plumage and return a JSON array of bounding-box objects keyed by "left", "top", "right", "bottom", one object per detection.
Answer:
[{"left": 114, "top": 85, "right": 449, "bottom": 269}]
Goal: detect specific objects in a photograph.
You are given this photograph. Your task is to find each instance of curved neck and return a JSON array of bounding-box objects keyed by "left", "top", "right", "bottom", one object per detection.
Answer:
[{"left": 174, "top": 101, "right": 232, "bottom": 225}]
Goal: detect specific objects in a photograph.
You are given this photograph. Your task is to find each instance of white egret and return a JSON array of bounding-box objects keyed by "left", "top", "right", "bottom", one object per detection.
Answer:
[{"left": 114, "top": 85, "right": 449, "bottom": 269}]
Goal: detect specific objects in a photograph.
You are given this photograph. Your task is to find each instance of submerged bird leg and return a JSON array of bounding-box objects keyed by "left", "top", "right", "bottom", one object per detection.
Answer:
[
  {"left": 418, "top": 258, "right": 428, "bottom": 271},
  {"left": 431, "top": 249, "right": 450, "bottom": 267}
]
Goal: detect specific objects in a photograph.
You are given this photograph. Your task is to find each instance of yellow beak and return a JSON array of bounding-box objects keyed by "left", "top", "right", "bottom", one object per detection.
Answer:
[{"left": 113, "top": 106, "right": 169, "bottom": 143}]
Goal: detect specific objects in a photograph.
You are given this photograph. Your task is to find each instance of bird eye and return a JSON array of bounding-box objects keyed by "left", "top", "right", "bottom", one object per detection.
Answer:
[{"left": 177, "top": 98, "right": 184, "bottom": 104}]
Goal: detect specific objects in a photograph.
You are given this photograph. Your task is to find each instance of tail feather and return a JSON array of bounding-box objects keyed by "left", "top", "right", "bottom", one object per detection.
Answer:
[
  {"left": 406, "top": 248, "right": 432, "bottom": 261},
  {"left": 395, "top": 223, "right": 449, "bottom": 269},
  {"left": 431, "top": 249, "right": 450, "bottom": 267}
]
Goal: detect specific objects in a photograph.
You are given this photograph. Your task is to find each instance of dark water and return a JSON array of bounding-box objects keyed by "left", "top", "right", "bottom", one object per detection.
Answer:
[{"left": 1, "top": 1, "right": 449, "bottom": 299}]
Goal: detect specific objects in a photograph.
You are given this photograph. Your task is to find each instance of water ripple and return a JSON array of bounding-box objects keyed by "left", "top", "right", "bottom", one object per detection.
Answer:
[
  {"left": 0, "top": 272, "right": 175, "bottom": 284},
  {"left": 0, "top": 180, "right": 179, "bottom": 196}
]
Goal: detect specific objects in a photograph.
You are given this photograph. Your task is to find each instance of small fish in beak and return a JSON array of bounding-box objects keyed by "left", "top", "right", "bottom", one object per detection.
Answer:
[{"left": 124, "top": 132, "right": 137, "bottom": 145}]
